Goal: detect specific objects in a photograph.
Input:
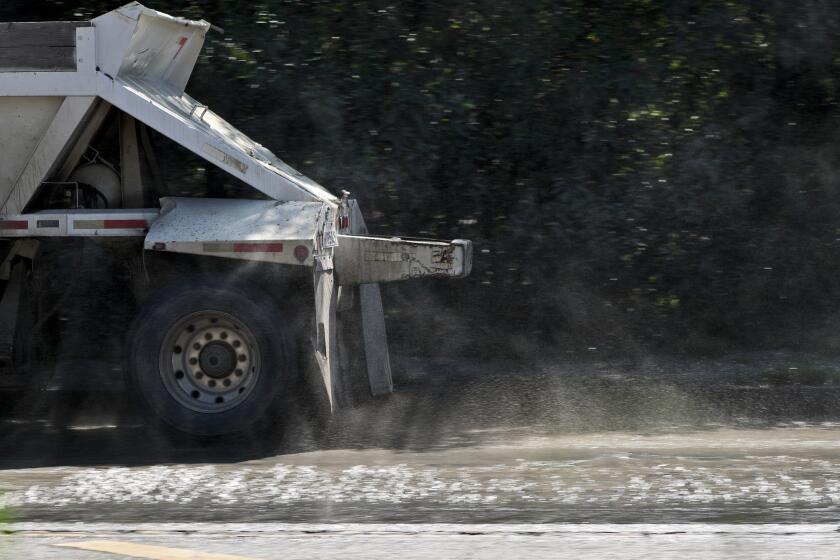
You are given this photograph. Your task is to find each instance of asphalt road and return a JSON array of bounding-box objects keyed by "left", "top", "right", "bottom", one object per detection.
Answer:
[{"left": 2, "top": 353, "right": 840, "bottom": 558}]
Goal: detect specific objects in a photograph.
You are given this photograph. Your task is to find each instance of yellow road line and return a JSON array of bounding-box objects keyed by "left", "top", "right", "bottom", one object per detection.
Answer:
[{"left": 55, "top": 540, "right": 260, "bottom": 560}]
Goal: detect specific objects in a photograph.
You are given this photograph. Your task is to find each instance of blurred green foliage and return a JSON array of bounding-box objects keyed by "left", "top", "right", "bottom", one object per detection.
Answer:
[{"left": 4, "top": 1, "right": 840, "bottom": 355}]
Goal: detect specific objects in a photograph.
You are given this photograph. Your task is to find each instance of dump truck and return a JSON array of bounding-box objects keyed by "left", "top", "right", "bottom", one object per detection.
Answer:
[{"left": 0, "top": 3, "right": 472, "bottom": 436}]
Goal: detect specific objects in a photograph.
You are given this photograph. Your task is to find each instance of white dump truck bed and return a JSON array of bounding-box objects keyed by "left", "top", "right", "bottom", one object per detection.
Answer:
[{"left": 0, "top": 2, "right": 335, "bottom": 215}]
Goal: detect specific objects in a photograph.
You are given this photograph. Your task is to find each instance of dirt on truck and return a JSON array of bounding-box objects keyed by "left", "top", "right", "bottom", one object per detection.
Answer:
[{"left": 0, "top": 3, "right": 472, "bottom": 437}]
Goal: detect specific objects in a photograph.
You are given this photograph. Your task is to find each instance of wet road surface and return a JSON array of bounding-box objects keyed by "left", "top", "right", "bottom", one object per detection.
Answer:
[
  {"left": 2, "top": 353, "right": 840, "bottom": 557},
  {"left": 2, "top": 424, "right": 840, "bottom": 524}
]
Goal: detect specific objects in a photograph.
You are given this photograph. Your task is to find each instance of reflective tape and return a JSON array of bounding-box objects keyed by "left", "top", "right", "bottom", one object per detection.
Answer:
[
  {"left": 202, "top": 242, "right": 284, "bottom": 253},
  {"left": 0, "top": 220, "right": 28, "bottom": 230},
  {"left": 234, "top": 242, "right": 283, "bottom": 253},
  {"left": 74, "top": 219, "right": 147, "bottom": 229},
  {"left": 104, "top": 219, "right": 147, "bottom": 229}
]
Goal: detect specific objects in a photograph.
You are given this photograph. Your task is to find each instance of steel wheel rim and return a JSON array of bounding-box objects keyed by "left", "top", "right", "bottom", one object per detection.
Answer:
[{"left": 159, "top": 310, "right": 260, "bottom": 413}]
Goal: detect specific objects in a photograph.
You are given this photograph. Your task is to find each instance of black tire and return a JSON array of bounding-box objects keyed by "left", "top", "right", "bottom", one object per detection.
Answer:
[{"left": 125, "top": 277, "right": 295, "bottom": 437}]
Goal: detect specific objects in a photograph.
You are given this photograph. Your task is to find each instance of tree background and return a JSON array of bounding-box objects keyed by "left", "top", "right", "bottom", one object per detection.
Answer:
[{"left": 5, "top": 0, "right": 840, "bottom": 361}]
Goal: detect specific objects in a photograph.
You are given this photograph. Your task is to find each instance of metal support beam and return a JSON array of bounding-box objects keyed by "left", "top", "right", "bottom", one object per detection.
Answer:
[
  {"left": 139, "top": 123, "right": 164, "bottom": 195},
  {"left": 120, "top": 113, "right": 144, "bottom": 208},
  {"left": 56, "top": 100, "right": 112, "bottom": 181}
]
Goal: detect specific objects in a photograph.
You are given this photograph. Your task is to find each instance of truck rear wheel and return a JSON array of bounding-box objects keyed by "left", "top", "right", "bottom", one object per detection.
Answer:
[{"left": 126, "top": 279, "right": 294, "bottom": 437}]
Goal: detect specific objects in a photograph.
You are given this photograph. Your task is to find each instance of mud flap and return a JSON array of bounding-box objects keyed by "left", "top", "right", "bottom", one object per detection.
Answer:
[
  {"left": 349, "top": 201, "right": 393, "bottom": 397},
  {"left": 359, "top": 283, "right": 393, "bottom": 396},
  {"left": 313, "top": 266, "right": 339, "bottom": 411}
]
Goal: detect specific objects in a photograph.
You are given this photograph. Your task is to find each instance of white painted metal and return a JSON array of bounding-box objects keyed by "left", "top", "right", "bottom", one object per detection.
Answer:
[
  {"left": 0, "top": 96, "right": 97, "bottom": 215},
  {"left": 143, "top": 197, "right": 325, "bottom": 266},
  {"left": 94, "top": 3, "right": 208, "bottom": 92},
  {"left": 0, "top": 96, "right": 63, "bottom": 202},
  {"left": 147, "top": 197, "right": 324, "bottom": 244},
  {"left": 98, "top": 74, "right": 336, "bottom": 203},
  {"left": 334, "top": 235, "right": 473, "bottom": 284},
  {"left": 119, "top": 114, "right": 144, "bottom": 207}
]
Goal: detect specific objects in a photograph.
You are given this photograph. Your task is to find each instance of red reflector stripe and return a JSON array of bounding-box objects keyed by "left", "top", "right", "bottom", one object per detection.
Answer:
[
  {"left": 104, "top": 219, "right": 147, "bottom": 229},
  {"left": 233, "top": 243, "right": 284, "bottom": 253},
  {"left": 0, "top": 220, "right": 28, "bottom": 230}
]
